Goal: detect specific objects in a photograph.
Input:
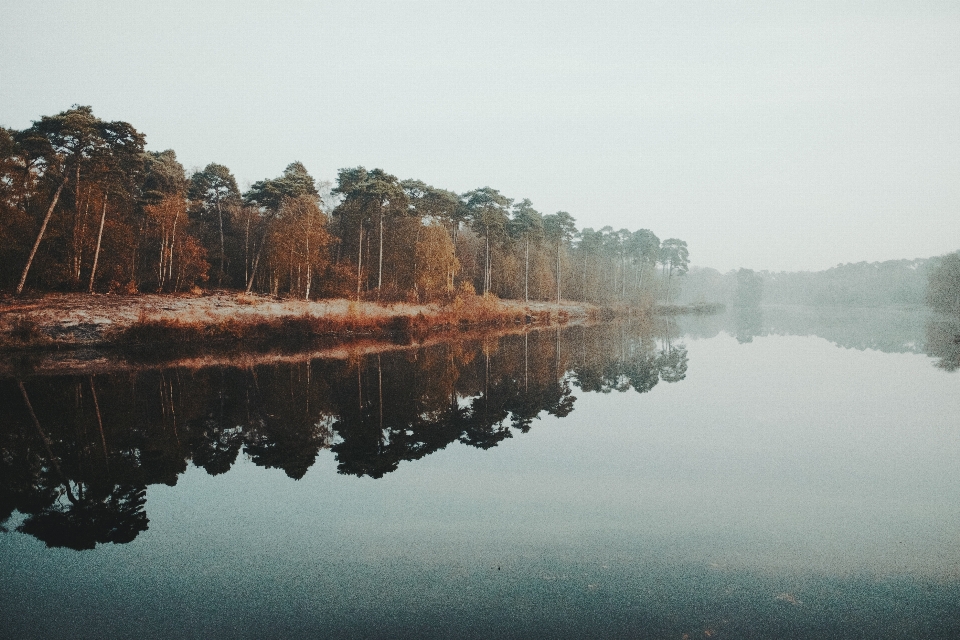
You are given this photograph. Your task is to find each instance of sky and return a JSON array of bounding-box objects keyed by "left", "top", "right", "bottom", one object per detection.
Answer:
[{"left": 2, "top": 0, "right": 958, "bottom": 272}]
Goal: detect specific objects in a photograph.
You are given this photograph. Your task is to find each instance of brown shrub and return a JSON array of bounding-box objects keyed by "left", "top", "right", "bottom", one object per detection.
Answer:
[{"left": 5, "top": 316, "right": 50, "bottom": 348}]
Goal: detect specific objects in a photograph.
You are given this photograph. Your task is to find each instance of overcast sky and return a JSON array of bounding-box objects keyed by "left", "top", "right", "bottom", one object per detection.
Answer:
[{"left": 2, "top": 1, "right": 958, "bottom": 272}]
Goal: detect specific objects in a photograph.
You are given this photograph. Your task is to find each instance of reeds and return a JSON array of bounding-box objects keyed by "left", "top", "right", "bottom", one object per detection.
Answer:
[{"left": 116, "top": 293, "right": 552, "bottom": 352}]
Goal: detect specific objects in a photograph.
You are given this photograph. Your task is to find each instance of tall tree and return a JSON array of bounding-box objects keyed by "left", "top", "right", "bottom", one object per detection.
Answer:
[
  {"left": 402, "top": 179, "right": 461, "bottom": 292},
  {"left": 543, "top": 211, "right": 576, "bottom": 304},
  {"left": 627, "top": 229, "right": 660, "bottom": 300},
  {"left": 509, "top": 198, "right": 543, "bottom": 302},
  {"left": 334, "top": 168, "right": 408, "bottom": 298},
  {"left": 463, "top": 187, "right": 511, "bottom": 295},
  {"left": 15, "top": 107, "right": 105, "bottom": 294},
  {"left": 189, "top": 163, "right": 240, "bottom": 288},
  {"left": 86, "top": 119, "right": 145, "bottom": 293},
  {"left": 659, "top": 238, "right": 689, "bottom": 301},
  {"left": 243, "top": 162, "right": 319, "bottom": 293}
]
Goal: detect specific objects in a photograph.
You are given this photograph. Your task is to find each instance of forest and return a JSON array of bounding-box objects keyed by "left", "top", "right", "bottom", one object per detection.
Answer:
[{"left": 0, "top": 106, "right": 689, "bottom": 306}]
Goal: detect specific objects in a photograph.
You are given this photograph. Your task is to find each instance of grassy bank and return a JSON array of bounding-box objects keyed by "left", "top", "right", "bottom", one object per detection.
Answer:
[
  {"left": 0, "top": 291, "right": 599, "bottom": 352},
  {"left": 0, "top": 291, "right": 725, "bottom": 354}
]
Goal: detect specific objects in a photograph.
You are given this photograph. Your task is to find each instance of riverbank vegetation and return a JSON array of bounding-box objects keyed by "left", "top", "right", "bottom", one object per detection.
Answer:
[
  {"left": 0, "top": 291, "right": 603, "bottom": 353},
  {"left": 1, "top": 106, "right": 689, "bottom": 310}
]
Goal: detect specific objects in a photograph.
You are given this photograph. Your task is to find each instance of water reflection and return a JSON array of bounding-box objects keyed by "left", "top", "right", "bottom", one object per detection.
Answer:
[
  {"left": 926, "top": 317, "right": 960, "bottom": 371},
  {"left": 1, "top": 321, "right": 688, "bottom": 550},
  {"left": 680, "top": 304, "right": 960, "bottom": 366}
]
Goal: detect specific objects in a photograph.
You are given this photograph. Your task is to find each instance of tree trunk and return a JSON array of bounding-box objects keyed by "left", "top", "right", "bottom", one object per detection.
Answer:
[
  {"left": 304, "top": 221, "right": 311, "bottom": 300},
  {"left": 168, "top": 207, "right": 180, "bottom": 290},
  {"left": 377, "top": 206, "right": 384, "bottom": 294},
  {"left": 356, "top": 225, "right": 363, "bottom": 301},
  {"left": 484, "top": 233, "right": 491, "bottom": 294},
  {"left": 88, "top": 193, "right": 108, "bottom": 293},
  {"left": 17, "top": 175, "right": 69, "bottom": 295},
  {"left": 524, "top": 237, "right": 529, "bottom": 302},
  {"left": 244, "top": 211, "right": 251, "bottom": 285},
  {"left": 217, "top": 200, "right": 225, "bottom": 288},
  {"left": 556, "top": 242, "right": 561, "bottom": 304},
  {"left": 72, "top": 185, "right": 91, "bottom": 284},
  {"left": 622, "top": 255, "right": 626, "bottom": 299},
  {"left": 68, "top": 163, "right": 82, "bottom": 286},
  {"left": 245, "top": 235, "right": 267, "bottom": 293},
  {"left": 89, "top": 377, "right": 109, "bottom": 464}
]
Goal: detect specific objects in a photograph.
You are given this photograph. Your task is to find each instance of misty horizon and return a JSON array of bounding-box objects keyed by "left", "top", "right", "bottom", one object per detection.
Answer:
[{"left": 2, "top": 1, "right": 958, "bottom": 273}]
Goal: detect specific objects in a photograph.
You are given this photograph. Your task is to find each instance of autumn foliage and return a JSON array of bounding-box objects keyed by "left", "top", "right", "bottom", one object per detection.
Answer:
[{"left": 1, "top": 106, "right": 688, "bottom": 307}]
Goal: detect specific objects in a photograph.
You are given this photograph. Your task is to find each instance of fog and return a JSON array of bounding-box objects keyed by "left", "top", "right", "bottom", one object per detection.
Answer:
[{"left": 2, "top": 1, "right": 959, "bottom": 272}]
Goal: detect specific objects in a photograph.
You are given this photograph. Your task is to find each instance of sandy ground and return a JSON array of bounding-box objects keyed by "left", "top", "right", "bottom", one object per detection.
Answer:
[{"left": 0, "top": 291, "right": 596, "bottom": 348}]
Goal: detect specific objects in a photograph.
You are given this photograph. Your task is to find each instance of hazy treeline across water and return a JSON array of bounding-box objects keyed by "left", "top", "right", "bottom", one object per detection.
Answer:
[
  {"left": 0, "top": 321, "right": 689, "bottom": 550},
  {"left": 679, "top": 254, "right": 960, "bottom": 312}
]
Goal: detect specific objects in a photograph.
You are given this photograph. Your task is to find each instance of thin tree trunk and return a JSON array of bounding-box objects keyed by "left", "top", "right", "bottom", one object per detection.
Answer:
[
  {"left": 71, "top": 163, "right": 81, "bottom": 285},
  {"left": 73, "top": 185, "right": 91, "bottom": 283},
  {"left": 88, "top": 193, "right": 108, "bottom": 293},
  {"left": 244, "top": 211, "right": 251, "bottom": 285},
  {"left": 377, "top": 206, "right": 384, "bottom": 294},
  {"left": 157, "top": 225, "right": 166, "bottom": 290},
  {"left": 556, "top": 242, "right": 561, "bottom": 304},
  {"left": 168, "top": 207, "right": 180, "bottom": 290},
  {"left": 217, "top": 200, "right": 225, "bottom": 288},
  {"left": 583, "top": 249, "right": 588, "bottom": 301},
  {"left": 245, "top": 234, "right": 267, "bottom": 293},
  {"left": 622, "top": 255, "right": 626, "bottom": 299},
  {"left": 89, "top": 377, "right": 109, "bottom": 465},
  {"left": 356, "top": 225, "right": 363, "bottom": 301},
  {"left": 304, "top": 222, "right": 311, "bottom": 300},
  {"left": 17, "top": 175, "right": 69, "bottom": 295},
  {"left": 524, "top": 238, "right": 529, "bottom": 302},
  {"left": 18, "top": 381, "right": 67, "bottom": 483},
  {"left": 484, "top": 233, "right": 491, "bottom": 294}
]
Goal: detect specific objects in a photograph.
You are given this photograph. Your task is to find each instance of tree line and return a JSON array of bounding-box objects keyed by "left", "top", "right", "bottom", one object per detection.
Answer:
[
  {"left": 676, "top": 258, "right": 942, "bottom": 308},
  {"left": 1, "top": 106, "right": 689, "bottom": 303}
]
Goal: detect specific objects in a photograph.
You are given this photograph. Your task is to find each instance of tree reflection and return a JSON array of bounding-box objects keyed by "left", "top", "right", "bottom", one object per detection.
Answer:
[
  {"left": 0, "top": 320, "right": 686, "bottom": 549},
  {"left": 18, "top": 484, "right": 148, "bottom": 550},
  {"left": 925, "top": 318, "right": 960, "bottom": 371}
]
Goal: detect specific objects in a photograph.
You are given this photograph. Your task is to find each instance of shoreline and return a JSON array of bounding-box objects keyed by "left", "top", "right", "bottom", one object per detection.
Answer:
[
  {"left": 0, "top": 291, "right": 605, "bottom": 351},
  {"left": 0, "top": 291, "right": 723, "bottom": 365}
]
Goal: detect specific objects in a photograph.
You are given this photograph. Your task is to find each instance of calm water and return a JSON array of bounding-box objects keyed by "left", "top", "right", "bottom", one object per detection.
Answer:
[{"left": 2, "top": 308, "right": 959, "bottom": 639}]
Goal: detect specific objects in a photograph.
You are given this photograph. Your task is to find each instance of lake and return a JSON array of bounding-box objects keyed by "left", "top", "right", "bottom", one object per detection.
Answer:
[{"left": 2, "top": 307, "right": 959, "bottom": 639}]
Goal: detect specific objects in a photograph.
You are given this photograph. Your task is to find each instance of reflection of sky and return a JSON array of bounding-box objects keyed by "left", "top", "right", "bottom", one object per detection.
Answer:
[
  {"left": 146, "top": 334, "right": 960, "bottom": 577},
  {"left": 677, "top": 305, "right": 940, "bottom": 354}
]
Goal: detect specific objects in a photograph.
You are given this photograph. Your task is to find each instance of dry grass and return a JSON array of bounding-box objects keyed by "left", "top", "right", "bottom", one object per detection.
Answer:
[
  {"left": 0, "top": 291, "right": 607, "bottom": 353},
  {"left": 117, "top": 293, "right": 542, "bottom": 352},
  {"left": 5, "top": 316, "right": 52, "bottom": 348}
]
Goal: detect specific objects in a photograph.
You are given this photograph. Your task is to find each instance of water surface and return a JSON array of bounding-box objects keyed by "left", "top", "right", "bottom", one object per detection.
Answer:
[{"left": 2, "top": 309, "right": 959, "bottom": 638}]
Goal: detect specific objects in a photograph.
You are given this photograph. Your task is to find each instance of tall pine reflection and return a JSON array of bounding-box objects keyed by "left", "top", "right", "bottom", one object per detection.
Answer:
[{"left": 1, "top": 321, "right": 688, "bottom": 550}]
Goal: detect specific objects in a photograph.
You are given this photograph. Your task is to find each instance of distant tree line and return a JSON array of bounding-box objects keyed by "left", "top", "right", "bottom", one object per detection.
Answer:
[
  {"left": 926, "top": 251, "right": 960, "bottom": 315},
  {"left": 677, "top": 258, "right": 944, "bottom": 308},
  {"left": 0, "top": 106, "right": 689, "bottom": 303}
]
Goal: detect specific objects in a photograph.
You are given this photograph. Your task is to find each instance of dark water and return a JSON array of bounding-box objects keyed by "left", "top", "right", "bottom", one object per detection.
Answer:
[{"left": 2, "top": 309, "right": 960, "bottom": 639}]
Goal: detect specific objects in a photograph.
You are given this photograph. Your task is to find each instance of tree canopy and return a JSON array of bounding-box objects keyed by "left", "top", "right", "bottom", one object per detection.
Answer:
[{"left": 1, "top": 105, "right": 691, "bottom": 305}]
